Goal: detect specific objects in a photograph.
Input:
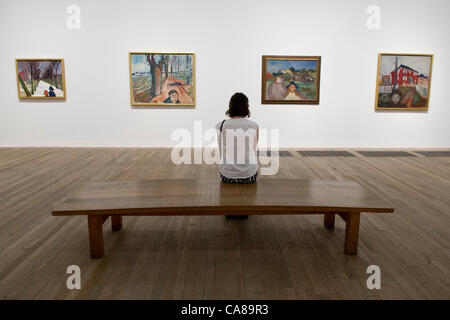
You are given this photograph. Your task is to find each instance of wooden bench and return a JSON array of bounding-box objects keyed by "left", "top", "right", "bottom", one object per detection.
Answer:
[{"left": 52, "top": 179, "right": 394, "bottom": 258}]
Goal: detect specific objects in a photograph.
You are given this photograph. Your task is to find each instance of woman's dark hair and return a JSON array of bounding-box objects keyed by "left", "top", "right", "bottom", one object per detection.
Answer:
[{"left": 226, "top": 92, "right": 250, "bottom": 118}]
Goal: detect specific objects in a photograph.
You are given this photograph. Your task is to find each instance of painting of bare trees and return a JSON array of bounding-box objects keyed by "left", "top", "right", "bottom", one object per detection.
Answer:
[
  {"left": 129, "top": 53, "right": 195, "bottom": 106},
  {"left": 16, "top": 59, "right": 66, "bottom": 99}
]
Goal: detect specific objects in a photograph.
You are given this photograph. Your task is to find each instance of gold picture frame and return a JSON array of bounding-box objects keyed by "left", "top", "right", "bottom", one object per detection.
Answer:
[
  {"left": 375, "top": 53, "right": 433, "bottom": 111},
  {"left": 262, "top": 55, "right": 321, "bottom": 105},
  {"left": 129, "top": 52, "right": 195, "bottom": 106},
  {"left": 15, "top": 58, "right": 66, "bottom": 100}
]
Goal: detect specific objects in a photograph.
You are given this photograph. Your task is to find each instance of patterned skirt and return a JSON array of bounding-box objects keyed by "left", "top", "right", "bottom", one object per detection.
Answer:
[{"left": 220, "top": 172, "right": 258, "bottom": 184}]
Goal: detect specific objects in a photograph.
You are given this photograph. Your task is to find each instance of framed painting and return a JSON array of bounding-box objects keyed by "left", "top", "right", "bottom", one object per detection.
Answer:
[
  {"left": 129, "top": 52, "right": 195, "bottom": 106},
  {"left": 262, "top": 55, "right": 321, "bottom": 105},
  {"left": 375, "top": 53, "right": 433, "bottom": 110},
  {"left": 15, "top": 58, "right": 66, "bottom": 99}
]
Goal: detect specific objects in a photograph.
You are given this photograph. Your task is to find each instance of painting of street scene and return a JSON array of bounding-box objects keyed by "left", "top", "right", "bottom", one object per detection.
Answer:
[
  {"left": 129, "top": 52, "right": 195, "bottom": 106},
  {"left": 16, "top": 59, "right": 65, "bottom": 99},
  {"left": 262, "top": 56, "right": 321, "bottom": 104},
  {"left": 375, "top": 53, "right": 433, "bottom": 110}
]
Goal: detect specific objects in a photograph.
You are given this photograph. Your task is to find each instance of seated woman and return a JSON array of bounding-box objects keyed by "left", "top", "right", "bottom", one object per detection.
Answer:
[{"left": 215, "top": 92, "right": 259, "bottom": 219}]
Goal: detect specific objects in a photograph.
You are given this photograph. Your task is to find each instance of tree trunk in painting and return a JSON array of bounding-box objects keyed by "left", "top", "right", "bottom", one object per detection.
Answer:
[
  {"left": 18, "top": 75, "right": 31, "bottom": 97},
  {"left": 146, "top": 54, "right": 167, "bottom": 98},
  {"left": 185, "top": 55, "right": 191, "bottom": 84},
  {"left": 54, "top": 61, "right": 60, "bottom": 89},
  {"left": 164, "top": 60, "right": 169, "bottom": 80},
  {"left": 49, "top": 61, "right": 60, "bottom": 89},
  {"left": 29, "top": 61, "right": 40, "bottom": 95},
  {"left": 152, "top": 66, "right": 162, "bottom": 96},
  {"left": 50, "top": 69, "right": 55, "bottom": 88},
  {"left": 28, "top": 62, "right": 34, "bottom": 95},
  {"left": 31, "top": 72, "right": 35, "bottom": 95},
  {"left": 51, "top": 65, "right": 56, "bottom": 88},
  {"left": 168, "top": 56, "right": 177, "bottom": 77}
]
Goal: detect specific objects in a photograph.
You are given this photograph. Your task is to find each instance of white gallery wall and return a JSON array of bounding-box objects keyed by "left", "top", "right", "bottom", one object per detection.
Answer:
[{"left": 1, "top": 0, "right": 449, "bottom": 148}]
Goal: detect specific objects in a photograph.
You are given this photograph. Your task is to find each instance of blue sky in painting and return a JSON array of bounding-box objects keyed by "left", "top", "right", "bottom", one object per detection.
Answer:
[
  {"left": 131, "top": 54, "right": 150, "bottom": 73},
  {"left": 266, "top": 60, "right": 316, "bottom": 73}
]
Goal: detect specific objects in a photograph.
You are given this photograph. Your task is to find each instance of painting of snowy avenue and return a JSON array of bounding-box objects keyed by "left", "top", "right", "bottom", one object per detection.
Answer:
[
  {"left": 16, "top": 59, "right": 65, "bottom": 99},
  {"left": 129, "top": 53, "right": 195, "bottom": 106}
]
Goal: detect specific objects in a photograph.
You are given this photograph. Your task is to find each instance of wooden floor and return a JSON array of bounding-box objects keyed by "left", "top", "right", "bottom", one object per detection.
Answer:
[{"left": 0, "top": 147, "right": 449, "bottom": 299}]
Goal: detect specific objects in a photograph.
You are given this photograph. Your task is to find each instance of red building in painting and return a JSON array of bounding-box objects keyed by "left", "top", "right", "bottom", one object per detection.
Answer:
[{"left": 391, "top": 65, "right": 419, "bottom": 87}]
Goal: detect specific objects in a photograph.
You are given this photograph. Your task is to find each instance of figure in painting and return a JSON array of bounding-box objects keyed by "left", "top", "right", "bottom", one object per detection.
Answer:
[
  {"left": 163, "top": 89, "right": 180, "bottom": 104},
  {"left": 48, "top": 86, "right": 56, "bottom": 97},
  {"left": 284, "top": 81, "right": 304, "bottom": 100},
  {"left": 267, "top": 75, "right": 287, "bottom": 100},
  {"left": 390, "top": 89, "right": 401, "bottom": 105}
]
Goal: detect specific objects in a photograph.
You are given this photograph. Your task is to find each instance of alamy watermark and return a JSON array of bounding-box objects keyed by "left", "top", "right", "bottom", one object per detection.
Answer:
[
  {"left": 366, "top": 265, "right": 381, "bottom": 289},
  {"left": 66, "top": 5, "right": 81, "bottom": 30},
  {"left": 366, "top": 5, "right": 381, "bottom": 30},
  {"left": 170, "top": 121, "right": 280, "bottom": 175},
  {"left": 66, "top": 265, "right": 81, "bottom": 290}
]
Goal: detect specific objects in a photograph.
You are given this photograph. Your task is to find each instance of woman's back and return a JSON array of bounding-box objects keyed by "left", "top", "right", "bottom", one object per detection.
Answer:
[{"left": 216, "top": 117, "right": 258, "bottom": 179}]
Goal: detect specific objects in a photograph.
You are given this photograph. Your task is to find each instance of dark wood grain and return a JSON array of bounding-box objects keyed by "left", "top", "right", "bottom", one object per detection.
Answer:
[
  {"left": 111, "top": 215, "right": 122, "bottom": 231},
  {"left": 343, "top": 213, "right": 360, "bottom": 254},
  {"left": 52, "top": 179, "right": 394, "bottom": 216},
  {"left": 87, "top": 215, "right": 104, "bottom": 258},
  {"left": 324, "top": 213, "right": 335, "bottom": 228}
]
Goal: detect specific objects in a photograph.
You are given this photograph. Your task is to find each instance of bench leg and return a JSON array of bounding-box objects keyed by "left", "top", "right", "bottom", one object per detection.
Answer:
[
  {"left": 88, "top": 215, "right": 104, "bottom": 258},
  {"left": 344, "top": 213, "right": 360, "bottom": 255},
  {"left": 111, "top": 215, "right": 123, "bottom": 231},
  {"left": 324, "top": 213, "right": 335, "bottom": 229}
]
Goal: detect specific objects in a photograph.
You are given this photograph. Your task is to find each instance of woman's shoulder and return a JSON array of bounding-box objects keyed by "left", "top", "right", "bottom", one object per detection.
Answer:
[
  {"left": 228, "top": 118, "right": 258, "bottom": 126},
  {"left": 243, "top": 118, "right": 258, "bottom": 127},
  {"left": 215, "top": 119, "right": 228, "bottom": 131},
  {"left": 216, "top": 118, "right": 258, "bottom": 129}
]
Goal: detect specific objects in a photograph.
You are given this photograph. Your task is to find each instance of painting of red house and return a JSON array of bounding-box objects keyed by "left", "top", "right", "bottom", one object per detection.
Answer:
[
  {"left": 375, "top": 53, "right": 433, "bottom": 110},
  {"left": 390, "top": 65, "right": 419, "bottom": 87}
]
